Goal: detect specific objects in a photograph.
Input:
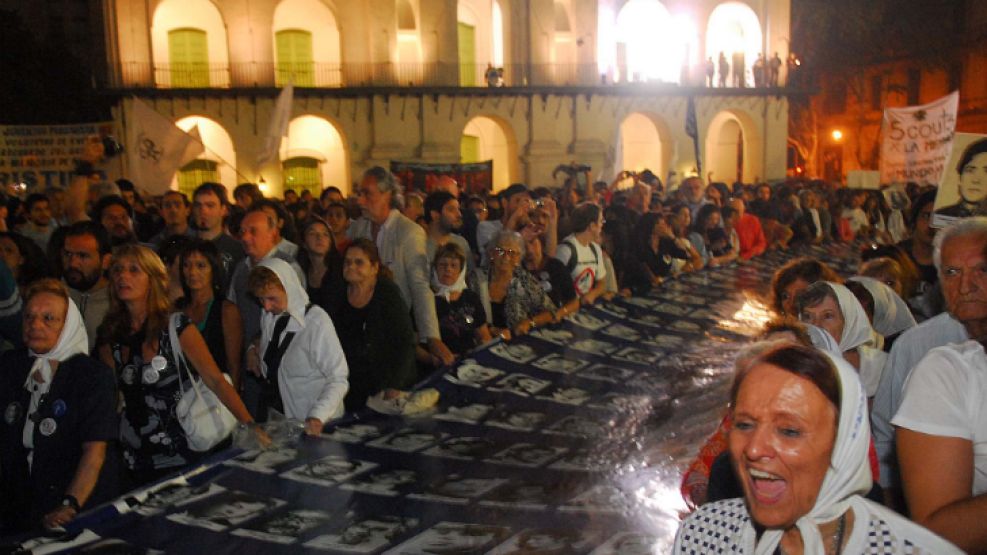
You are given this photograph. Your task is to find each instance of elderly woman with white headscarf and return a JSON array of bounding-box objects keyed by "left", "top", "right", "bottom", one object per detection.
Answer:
[
  {"left": 847, "top": 275, "right": 917, "bottom": 344},
  {"left": 674, "top": 343, "right": 960, "bottom": 554},
  {"left": 248, "top": 258, "right": 349, "bottom": 435},
  {"left": 0, "top": 279, "right": 118, "bottom": 534},
  {"left": 796, "top": 281, "right": 888, "bottom": 397}
]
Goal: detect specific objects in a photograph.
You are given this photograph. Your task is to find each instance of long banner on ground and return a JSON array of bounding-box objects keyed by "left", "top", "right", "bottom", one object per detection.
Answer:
[{"left": 11, "top": 244, "right": 860, "bottom": 554}]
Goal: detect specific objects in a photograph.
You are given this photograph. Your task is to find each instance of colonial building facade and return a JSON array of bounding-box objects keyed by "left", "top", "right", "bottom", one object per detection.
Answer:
[{"left": 100, "top": 0, "right": 795, "bottom": 196}]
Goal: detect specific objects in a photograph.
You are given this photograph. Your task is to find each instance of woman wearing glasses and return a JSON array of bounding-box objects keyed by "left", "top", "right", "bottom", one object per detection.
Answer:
[{"left": 479, "top": 230, "right": 556, "bottom": 339}]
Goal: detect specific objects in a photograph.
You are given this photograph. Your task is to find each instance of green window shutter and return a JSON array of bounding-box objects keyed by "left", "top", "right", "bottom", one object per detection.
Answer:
[
  {"left": 458, "top": 23, "right": 476, "bottom": 86},
  {"left": 283, "top": 157, "right": 322, "bottom": 197},
  {"left": 178, "top": 159, "right": 219, "bottom": 197},
  {"left": 276, "top": 30, "right": 314, "bottom": 87},
  {"left": 460, "top": 134, "right": 480, "bottom": 163},
  {"left": 168, "top": 29, "right": 209, "bottom": 88}
]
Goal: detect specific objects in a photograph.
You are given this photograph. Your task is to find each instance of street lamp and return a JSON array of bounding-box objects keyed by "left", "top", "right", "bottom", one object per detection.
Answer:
[{"left": 831, "top": 129, "right": 844, "bottom": 142}]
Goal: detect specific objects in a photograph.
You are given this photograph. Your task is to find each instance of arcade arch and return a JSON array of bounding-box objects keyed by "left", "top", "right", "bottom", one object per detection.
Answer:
[
  {"left": 619, "top": 112, "right": 670, "bottom": 180},
  {"left": 460, "top": 116, "right": 518, "bottom": 192},
  {"left": 705, "top": 2, "right": 763, "bottom": 88},
  {"left": 280, "top": 115, "right": 349, "bottom": 196},
  {"left": 174, "top": 116, "right": 237, "bottom": 195},
  {"left": 272, "top": 0, "right": 341, "bottom": 87},
  {"left": 705, "top": 109, "right": 760, "bottom": 183},
  {"left": 151, "top": 0, "right": 229, "bottom": 88}
]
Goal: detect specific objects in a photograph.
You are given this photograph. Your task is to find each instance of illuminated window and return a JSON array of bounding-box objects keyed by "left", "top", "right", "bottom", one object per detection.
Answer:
[
  {"left": 178, "top": 159, "right": 218, "bottom": 197},
  {"left": 168, "top": 28, "right": 210, "bottom": 87},
  {"left": 397, "top": 0, "right": 416, "bottom": 30},
  {"left": 458, "top": 22, "right": 477, "bottom": 86},
  {"left": 612, "top": 0, "right": 690, "bottom": 84},
  {"left": 276, "top": 30, "right": 314, "bottom": 87},
  {"left": 460, "top": 134, "right": 480, "bottom": 162},
  {"left": 705, "top": 2, "right": 763, "bottom": 88},
  {"left": 283, "top": 157, "right": 322, "bottom": 197}
]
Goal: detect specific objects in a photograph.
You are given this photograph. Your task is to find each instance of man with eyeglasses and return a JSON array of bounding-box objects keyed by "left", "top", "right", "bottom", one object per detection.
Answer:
[
  {"left": 60, "top": 221, "right": 112, "bottom": 351},
  {"left": 348, "top": 167, "right": 455, "bottom": 367}
]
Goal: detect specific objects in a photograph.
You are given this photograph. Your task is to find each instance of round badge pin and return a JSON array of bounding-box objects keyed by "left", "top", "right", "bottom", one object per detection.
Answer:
[
  {"left": 121, "top": 365, "right": 136, "bottom": 385},
  {"left": 39, "top": 417, "right": 57, "bottom": 436},
  {"left": 150, "top": 356, "right": 168, "bottom": 371},
  {"left": 52, "top": 399, "right": 67, "bottom": 418},
  {"left": 142, "top": 366, "right": 160, "bottom": 385},
  {"left": 4, "top": 402, "right": 21, "bottom": 424}
]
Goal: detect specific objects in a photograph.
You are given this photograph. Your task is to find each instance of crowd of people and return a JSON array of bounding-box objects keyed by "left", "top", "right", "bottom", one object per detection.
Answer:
[{"left": 0, "top": 137, "right": 982, "bottom": 552}]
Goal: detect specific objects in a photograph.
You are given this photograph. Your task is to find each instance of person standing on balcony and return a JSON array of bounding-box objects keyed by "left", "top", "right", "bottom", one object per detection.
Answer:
[
  {"left": 717, "top": 52, "right": 729, "bottom": 88},
  {"left": 705, "top": 57, "right": 715, "bottom": 87},
  {"left": 731, "top": 51, "right": 746, "bottom": 88},
  {"left": 770, "top": 52, "right": 783, "bottom": 87},
  {"left": 752, "top": 54, "right": 765, "bottom": 88},
  {"left": 485, "top": 63, "right": 499, "bottom": 87}
]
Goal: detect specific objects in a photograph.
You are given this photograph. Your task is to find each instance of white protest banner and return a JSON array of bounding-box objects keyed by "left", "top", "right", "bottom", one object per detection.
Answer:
[
  {"left": 0, "top": 122, "right": 116, "bottom": 189},
  {"left": 879, "top": 91, "right": 958, "bottom": 186},
  {"left": 846, "top": 170, "right": 881, "bottom": 189},
  {"left": 931, "top": 132, "right": 987, "bottom": 227},
  {"left": 257, "top": 83, "right": 294, "bottom": 169},
  {"left": 127, "top": 98, "right": 204, "bottom": 195}
]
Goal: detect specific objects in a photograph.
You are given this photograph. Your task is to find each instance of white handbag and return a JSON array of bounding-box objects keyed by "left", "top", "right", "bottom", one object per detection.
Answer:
[{"left": 169, "top": 313, "right": 237, "bottom": 452}]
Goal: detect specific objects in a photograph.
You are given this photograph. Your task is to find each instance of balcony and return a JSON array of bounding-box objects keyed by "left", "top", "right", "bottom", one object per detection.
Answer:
[{"left": 105, "top": 61, "right": 810, "bottom": 96}]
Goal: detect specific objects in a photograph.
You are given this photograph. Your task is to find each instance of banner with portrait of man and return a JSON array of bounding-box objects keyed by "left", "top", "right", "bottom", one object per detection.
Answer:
[{"left": 932, "top": 132, "right": 987, "bottom": 228}]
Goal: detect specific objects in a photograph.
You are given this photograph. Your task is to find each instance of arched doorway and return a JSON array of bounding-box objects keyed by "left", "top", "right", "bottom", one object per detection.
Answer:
[
  {"left": 272, "top": 0, "right": 341, "bottom": 87},
  {"left": 281, "top": 115, "right": 348, "bottom": 196},
  {"left": 705, "top": 110, "right": 754, "bottom": 184},
  {"left": 619, "top": 112, "right": 669, "bottom": 179},
  {"left": 174, "top": 116, "right": 237, "bottom": 195},
  {"left": 609, "top": 0, "right": 686, "bottom": 84},
  {"left": 460, "top": 116, "right": 518, "bottom": 192},
  {"left": 396, "top": 0, "right": 423, "bottom": 84},
  {"left": 151, "top": 0, "right": 229, "bottom": 88},
  {"left": 705, "top": 2, "right": 763, "bottom": 88}
]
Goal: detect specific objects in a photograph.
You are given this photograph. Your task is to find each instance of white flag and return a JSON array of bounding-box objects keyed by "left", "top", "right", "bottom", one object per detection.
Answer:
[
  {"left": 256, "top": 83, "right": 294, "bottom": 168},
  {"left": 179, "top": 125, "right": 205, "bottom": 167},
  {"left": 127, "top": 98, "right": 204, "bottom": 195}
]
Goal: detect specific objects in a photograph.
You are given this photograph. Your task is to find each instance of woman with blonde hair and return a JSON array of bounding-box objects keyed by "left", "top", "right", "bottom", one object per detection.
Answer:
[{"left": 97, "top": 244, "right": 259, "bottom": 486}]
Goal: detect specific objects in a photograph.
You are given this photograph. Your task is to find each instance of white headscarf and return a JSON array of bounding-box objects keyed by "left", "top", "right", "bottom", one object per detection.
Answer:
[
  {"left": 848, "top": 275, "right": 916, "bottom": 338},
  {"left": 22, "top": 297, "right": 88, "bottom": 449},
  {"left": 257, "top": 258, "right": 310, "bottom": 334},
  {"left": 431, "top": 265, "right": 468, "bottom": 301},
  {"left": 826, "top": 282, "right": 876, "bottom": 353},
  {"left": 805, "top": 323, "right": 841, "bottom": 356},
  {"left": 754, "top": 350, "right": 871, "bottom": 555}
]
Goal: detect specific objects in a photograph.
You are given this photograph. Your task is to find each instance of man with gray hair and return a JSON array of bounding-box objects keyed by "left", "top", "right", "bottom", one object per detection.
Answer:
[
  {"left": 872, "top": 216, "right": 987, "bottom": 500},
  {"left": 348, "top": 166, "right": 455, "bottom": 366}
]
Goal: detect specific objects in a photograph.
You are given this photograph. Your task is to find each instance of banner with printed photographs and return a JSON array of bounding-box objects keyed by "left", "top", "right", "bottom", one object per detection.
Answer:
[
  {"left": 390, "top": 161, "right": 494, "bottom": 196},
  {"left": 20, "top": 244, "right": 860, "bottom": 554}
]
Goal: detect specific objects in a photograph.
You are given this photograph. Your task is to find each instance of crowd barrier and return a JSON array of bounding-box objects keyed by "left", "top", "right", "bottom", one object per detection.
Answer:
[{"left": 10, "top": 243, "right": 861, "bottom": 554}]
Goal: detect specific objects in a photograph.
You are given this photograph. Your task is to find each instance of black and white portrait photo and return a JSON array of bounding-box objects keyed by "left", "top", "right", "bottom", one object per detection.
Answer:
[
  {"left": 487, "top": 374, "right": 550, "bottom": 397},
  {"left": 576, "top": 365, "right": 635, "bottom": 384},
  {"left": 596, "top": 304, "right": 629, "bottom": 319},
  {"left": 432, "top": 403, "right": 493, "bottom": 424},
  {"left": 281, "top": 455, "right": 378, "bottom": 487},
  {"left": 627, "top": 313, "right": 665, "bottom": 328},
  {"left": 569, "top": 338, "right": 617, "bottom": 355},
  {"left": 485, "top": 443, "right": 567, "bottom": 468},
  {"left": 669, "top": 319, "right": 702, "bottom": 333},
  {"left": 544, "top": 415, "right": 611, "bottom": 438},
  {"left": 407, "top": 476, "right": 508, "bottom": 504},
  {"left": 489, "top": 342, "right": 538, "bottom": 364},
  {"left": 587, "top": 393, "right": 653, "bottom": 413},
  {"left": 166, "top": 490, "right": 286, "bottom": 532},
  {"left": 366, "top": 428, "right": 447, "bottom": 453},
  {"left": 640, "top": 333, "right": 683, "bottom": 349},
  {"left": 225, "top": 447, "right": 298, "bottom": 474},
  {"left": 477, "top": 479, "right": 579, "bottom": 510},
  {"left": 559, "top": 485, "right": 634, "bottom": 515},
  {"left": 531, "top": 353, "right": 589, "bottom": 374},
  {"left": 383, "top": 521, "right": 510, "bottom": 555},
  {"left": 423, "top": 436, "right": 497, "bottom": 460},
  {"left": 444, "top": 359, "right": 505, "bottom": 388},
  {"left": 527, "top": 328, "right": 574, "bottom": 346},
  {"left": 132, "top": 482, "right": 226, "bottom": 516},
  {"left": 232, "top": 508, "right": 331, "bottom": 544},
  {"left": 483, "top": 409, "right": 546, "bottom": 432},
  {"left": 549, "top": 450, "right": 611, "bottom": 473},
  {"left": 305, "top": 515, "right": 419, "bottom": 553},
  {"left": 340, "top": 468, "right": 420, "bottom": 497},
  {"left": 611, "top": 346, "right": 659, "bottom": 365},
  {"left": 535, "top": 386, "right": 591, "bottom": 406},
  {"left": 323, "top": 423, "right": 387, "bottom": 444},
  {"left": 566, "top": 312, "right": 610, "bottom": 331},
  {"left": 601, "top": 323, "right": 642, "bottom": 342}
]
